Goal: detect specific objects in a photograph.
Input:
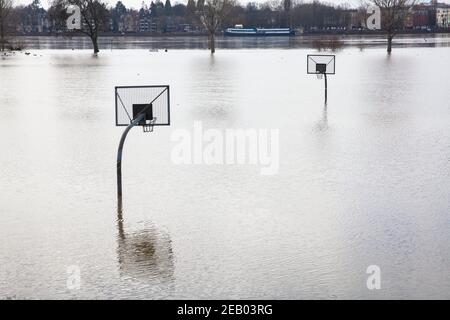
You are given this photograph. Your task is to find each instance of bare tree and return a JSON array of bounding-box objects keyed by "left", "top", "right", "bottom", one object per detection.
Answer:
[
  {"left": 70, "top": 0, "right": 109, "bottom": 54},
  {"left": 369, "top": 0, "right": 415, "bottom": 53},
  {"left": 0, "top": 0, "right": 13, "bottom": 51},
  {"left": 50, "top": 0, "right": 109, "bottom": 54},
  {"left": 200, "top": 0, "right": 234, "bottom": 54}
]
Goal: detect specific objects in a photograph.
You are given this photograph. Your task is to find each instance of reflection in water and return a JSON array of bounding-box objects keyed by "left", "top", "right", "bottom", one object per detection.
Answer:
[
  {"left": 315, "top": 103, "right": 329, "bottom": 131},
  {"left": 187, "top": 53, "right": 238, "bottom": 124},
  {"left": 116, "top": 214, "right": 174, "bottom": 289}
]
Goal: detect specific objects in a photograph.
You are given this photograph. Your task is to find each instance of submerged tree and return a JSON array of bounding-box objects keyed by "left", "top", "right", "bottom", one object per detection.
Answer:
[
  {"left": 49, "top": 0, "right": 109, "bottom": 54},
  {"left": 369, "top": 0, "right": 415, "bottom": 53},
  {"left": 0, "top": 0, "right": 13, "bottom": 51},
  {"left": 200, "top": 0, "right": 234, "bottom": 54},
  {"left": 71, "top": 0, "right": 109, "bottom": 54}
]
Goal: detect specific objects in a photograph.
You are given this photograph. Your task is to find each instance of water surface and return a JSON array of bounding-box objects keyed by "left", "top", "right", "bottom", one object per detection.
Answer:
[{"left": 1, "top": 46, "right": 450, "bottom": 299}]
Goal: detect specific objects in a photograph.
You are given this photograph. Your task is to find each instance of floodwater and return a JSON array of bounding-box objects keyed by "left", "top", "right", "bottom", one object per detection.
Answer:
[{"left": 1, "top": 41, "right": 450, "bottom": 299}]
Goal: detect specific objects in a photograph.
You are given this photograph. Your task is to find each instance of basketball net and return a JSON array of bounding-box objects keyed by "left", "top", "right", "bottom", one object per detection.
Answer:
[
  {"left": 143, "top": 118, "right": 156, "bottom": 133},
  {"left": 316, "top": 73, "right": 323, "bottom": 80}
]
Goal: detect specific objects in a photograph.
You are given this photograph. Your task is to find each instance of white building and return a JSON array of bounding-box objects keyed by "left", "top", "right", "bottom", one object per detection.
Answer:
[{"left": 436, "top": 4, "right": 450, "bottom": 28}]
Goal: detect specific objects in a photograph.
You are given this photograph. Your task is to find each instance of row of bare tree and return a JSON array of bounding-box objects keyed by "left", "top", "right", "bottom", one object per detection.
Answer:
[
  {"left": 0, "top": 0, "right": 416, "bottom": 54},
  {"left": 48, "top": 0, "right": 237, "bottom": 55}
]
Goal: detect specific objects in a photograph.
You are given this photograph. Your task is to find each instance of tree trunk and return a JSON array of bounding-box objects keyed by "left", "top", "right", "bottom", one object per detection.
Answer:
[
  {"left": 210, "top": 33, "right": 215, "bottom": 54},
  {"left": 387, "top": 33, "right": 393, "bottom": 54},
  {"left": 91, "top": 35, "right": 99, "bottom": 54},
  {"left": 0, "top": 23, "right": 4, "bottom": 52}
]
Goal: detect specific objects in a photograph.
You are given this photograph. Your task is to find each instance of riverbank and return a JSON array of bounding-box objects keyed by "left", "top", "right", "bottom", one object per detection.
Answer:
[{"left": 12, "top": 29, "right": 450, "bottom": 37}]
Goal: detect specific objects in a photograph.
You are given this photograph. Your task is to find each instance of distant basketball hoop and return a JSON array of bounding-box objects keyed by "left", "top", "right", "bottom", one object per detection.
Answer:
[{"left": 307, "top": 55, "right": 335, "bottom": 104}]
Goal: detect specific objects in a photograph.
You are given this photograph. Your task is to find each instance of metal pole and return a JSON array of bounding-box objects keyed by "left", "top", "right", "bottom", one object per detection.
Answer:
[
  {"left": 324, "top": 73, "right": 328, "bottom": 104},
  {"left": 117, "top": 114, "right": 144, "bottom": 213}
]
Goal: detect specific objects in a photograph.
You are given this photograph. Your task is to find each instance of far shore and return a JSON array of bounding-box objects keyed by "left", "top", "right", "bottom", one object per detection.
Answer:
[{"left": 11, "top": 29, "right": 450, "bottom": 38}]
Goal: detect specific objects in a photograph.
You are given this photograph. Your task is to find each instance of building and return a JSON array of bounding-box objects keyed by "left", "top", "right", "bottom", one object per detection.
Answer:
[
  {"left": 404, "top": 1, "right": 449, "bottom": 29},
  {"left": 436, "top": 4, "right": 450, "bottom": 28},
  {"left": 346, "top": 9, "right": 364, "bottom": 29},
  {"left": 414, "top": 5, "right": 429, "bottom": 28},
  {"left": 138, "top": 5, "right": 158, "bottom": 32}
]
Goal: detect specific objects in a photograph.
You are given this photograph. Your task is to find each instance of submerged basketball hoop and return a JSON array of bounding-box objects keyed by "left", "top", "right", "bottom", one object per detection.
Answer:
[
  {"left": 307, "top": 55, "right": 335, "bottom": 104},
  {"left": 115, "top": 85, "right": 170, "bottom": 212},
  {"left": 115, "top": 85, "right": 170, "bottom": 129}
]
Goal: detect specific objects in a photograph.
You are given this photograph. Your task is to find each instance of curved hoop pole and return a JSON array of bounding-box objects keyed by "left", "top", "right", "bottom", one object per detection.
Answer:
[{"left": 117, "top": 114, "right": 145, "bottom": 213}]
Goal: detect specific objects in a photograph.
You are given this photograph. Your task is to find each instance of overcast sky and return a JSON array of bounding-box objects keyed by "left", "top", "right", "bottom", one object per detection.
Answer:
[{"left": 18, "top": 0, "right": 450, "bottom": 10}]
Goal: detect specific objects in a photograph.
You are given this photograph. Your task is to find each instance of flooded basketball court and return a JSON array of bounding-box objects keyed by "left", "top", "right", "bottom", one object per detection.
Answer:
[{"left": 1, "top": 42, "right": 450, "bottom": 299}]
